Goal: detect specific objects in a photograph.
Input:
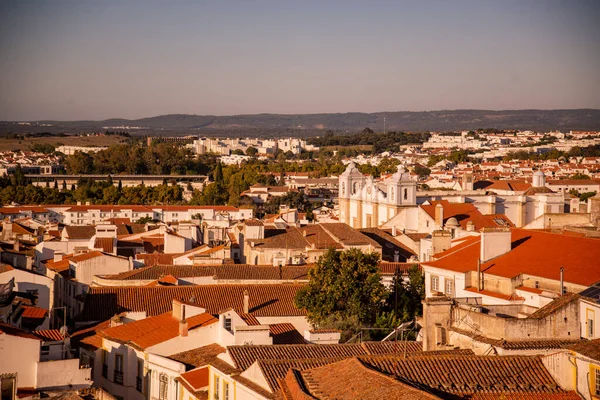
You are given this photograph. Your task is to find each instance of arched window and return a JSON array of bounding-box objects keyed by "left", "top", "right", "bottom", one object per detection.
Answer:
[
  {"left": 159, "top": 373, "right": 168, "bottom": 400},
  {"left": 341, "top": 181, "right": 346, "bottom": 196},
  {"left": 254, "top": 256, "right": 259, "bottom": 265},
  {"left": 404, "top": 188, "right": 408, "bottom": 200},
  {"left": 353, "top": 182, "right": 360, "bottom": 195}
]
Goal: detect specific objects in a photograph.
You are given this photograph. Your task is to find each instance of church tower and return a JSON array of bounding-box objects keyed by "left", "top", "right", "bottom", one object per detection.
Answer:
[
  {"left": 386, "top": 165, "right": 416, "bottom": 207},
  {"left": 338, "top": 162, "right": 365, "bottom": 225}
]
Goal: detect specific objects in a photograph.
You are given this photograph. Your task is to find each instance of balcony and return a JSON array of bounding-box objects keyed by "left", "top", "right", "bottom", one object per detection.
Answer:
[
  {"left": 114, "top": 370, "right": 124, "bottom": 385},
  {"left": 136, "top": 376, "right": 143, "bottom": 392}
]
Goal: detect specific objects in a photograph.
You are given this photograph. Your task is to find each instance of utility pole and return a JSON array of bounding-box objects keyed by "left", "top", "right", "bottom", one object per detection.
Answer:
[{"left": 383, "top": 117, "right": 386, "bottom": 135}]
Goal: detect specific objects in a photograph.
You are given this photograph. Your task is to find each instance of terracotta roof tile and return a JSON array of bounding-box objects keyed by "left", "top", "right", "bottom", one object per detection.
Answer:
[
  {"left": 21, "top": 306, "right": 48, "bottom": 319},
  {"left": 425, "top": 229, "right": 600, "bottom": 286},
  {"left": 102, "top": 264, "right": 311, "bottom": 282},
  {"left": 360, "top": 354, "right": 569, "bottom": 396},
  {"left": 63, "top": 225, "right": 96, "bottom": 240},
  {"left": 287, "top": 358, "right": 440, "bottom": 400},
  {"left": 269, "top": 323, "right": 305, "bottom": 345},
  {"left": 79, "top": 285, "right": 306, "bottom": 322},
  {"left": 169, "top": 343, "right": 226, "bottom": 368},
  {"left": 94, "top": 237, "right": 114, "bottom": 253},
  {"left": 567, "top": 338, "right": 600, "bottom": 362},
  {"left": 0, "top": 322, "right": 41, "bottom": 341},
  {"left": 100, "top": 312, "right": 217, "bottom": 350}
]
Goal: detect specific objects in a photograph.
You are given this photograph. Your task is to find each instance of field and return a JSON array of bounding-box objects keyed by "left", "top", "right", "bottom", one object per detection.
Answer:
[{"left": 0, "top": 135, "right": 129, "bottom": 152}]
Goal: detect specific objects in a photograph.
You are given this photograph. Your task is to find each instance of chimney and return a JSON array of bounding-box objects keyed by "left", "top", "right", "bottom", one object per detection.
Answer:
[
  {"left": 243, "top": 290, "right": 249, "bottom": 314},
  {"left": 435, "top": 203, "right": 444, "bottom": 228},
  {"left": 480, "top": 228, "right": 512, "bottom": 263},
  {"left": 466, "top": 221, "right": 475, "bottom": 232},
  {"left": 477, "top": 259, "right": 482, "bottom": 291},
  {"left": 391, "top": 226, "right": 397, "bottom": 236},
  {"left": 13, "top": 240, "right": 19, "bottom": 252},
  {"left": 54, "top": 251, "right": 64, "bottom": 262},
  {"left": 560, "top": 267, "right": 564, "bottom": 296},
  {"left": 85, "top": 201, "right": 91, "bottom": 206},
  {"left": 178, "top": 305, "right": 188, "bottom": 337},
  {"left": 77, "top": 201, "right": 82, "bottom": 206},
  {"left": 303, "top": 230, "right": 307, "bottom": 237},
  {"left": 432, "top": 230, "right": 452, "bottom": 256}
]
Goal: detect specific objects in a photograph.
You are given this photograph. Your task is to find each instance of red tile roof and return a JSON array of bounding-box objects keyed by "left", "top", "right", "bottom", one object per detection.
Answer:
[
  {"left": 100, "top": 312, "right": 217, "bottom": 350},
  {"left": 101, "top": 264, "right": 311, "bottom": 282},
  {"left": 421, "top": 200, "right": 511, "bottom": 230},
  {"left": 0, "top": 322, "right": 41, "bottom": 341},
  {"left": 281, "top": 358, "right": 440, "bottom": 400},
  {"left": 21, "top": 306, "right": 48, "bottom": 319},
  {"left": 79, "top": 284, "right": 307, "bottom": 322},
  {"left": 269, "top": 323, "right": 305, "bottom": 345},
  {"left": 94, "top": 237, "right": 114, "bottom": 253},
  {"left": 179, "top": 367, "right": 209, "bottom": 393},
  {"left": 360, "top": 354, "right": 570, "bottom": 396},
  {"left": 168, "top": 343, "right": 226, "bottom": 368},
  {"left": 425, "top": 229, "right": 600, "bottom": 286}
]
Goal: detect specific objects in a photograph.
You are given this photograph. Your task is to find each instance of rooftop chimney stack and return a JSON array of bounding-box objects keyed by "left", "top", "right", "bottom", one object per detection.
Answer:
[
  {"left": 179, "top": 305, "right": 188, "bottom": 337},
  {"left": 477, "top": 259, "right": 482, "bottom": 291},
  {"left": 480, "top": 228, "right": 512, "bottom": 263},
  {"left": 435, "top": 204, "right": 444, "bottom": 228},
  {"left": 54, "top": 251, "right": 64, "bottom": 262},
  {"left": 243, "top": 289, "right": 249, "bottom": 314},
  {"left": 560, "top": 267, "right": 564, "bottom": 296}
]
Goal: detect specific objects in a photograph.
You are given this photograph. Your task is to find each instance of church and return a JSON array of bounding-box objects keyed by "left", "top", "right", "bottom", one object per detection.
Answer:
[
  {"left": 338, "top": 162, "right": 417, "bottom": 229},
  {"left": 338, "top": 162, "right": 566, "bottom": 231}
]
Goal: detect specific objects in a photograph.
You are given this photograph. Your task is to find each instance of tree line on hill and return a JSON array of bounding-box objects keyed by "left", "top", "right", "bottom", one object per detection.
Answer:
[{"left": 307, "top": 128, "right": 431, "bottom": 153}]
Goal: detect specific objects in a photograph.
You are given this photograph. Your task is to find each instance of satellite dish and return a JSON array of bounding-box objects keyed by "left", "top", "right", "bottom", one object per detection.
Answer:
[{"left": 59, "top": 325, "right": 68, "bottom": 337}]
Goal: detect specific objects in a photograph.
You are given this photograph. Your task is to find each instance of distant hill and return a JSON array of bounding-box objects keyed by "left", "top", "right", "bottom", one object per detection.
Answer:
[{"left": 2, "top": 109, "right": 600, "bottom": 136}]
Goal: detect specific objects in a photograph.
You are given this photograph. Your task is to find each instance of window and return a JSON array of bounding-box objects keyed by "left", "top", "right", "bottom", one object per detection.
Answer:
[
  {"left": 41, "top": 345, "right": 50, "bottom": 356},
  {"left": 224, "top": 382, "right": 230, "bottom": 400},
  {"left": 224, "top": 317, "right": 232, "bottom": 332},
  {"left": 136, "top": 359, "right": 144, "bottom": 392},
  {"left": 534, "top": 281, "right": 539, "bottom": 289},
  {"left": 596, "top": 369, "right": 600, "bottom": 396},
  {"left": 445, "top": 279, "right": 454, "bottom": 295},
  {"left": 159, "top": 373, "right": 168, "bottom": 400},
  {"left": 214, "top": 375, "right": 220, "bottom": 400},
  {"left": 431, "top": 275, "right": 440, "bottom": 292},
  {"left": 404, "top": 188, "right": 408, "bottom": 200},
  {"left": 114, "top": 354, "right": 123, "bottom": 384},
  {"left": 102, "top": 350, "right": 108, "bottom": 378},
  {"left": 26, "top": 289, "right": 39, "bottom": 296}
]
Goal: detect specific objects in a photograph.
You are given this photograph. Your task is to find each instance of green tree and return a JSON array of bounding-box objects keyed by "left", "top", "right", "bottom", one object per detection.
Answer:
[
  {"left": 571, "top": 173, "right": 591, "bottom": 180},
  {"left": 386, "top": 265, "right": 425, "bottom": 321},
  {"left": 295, "top": 248, "right": 387, "bottom": 327}
]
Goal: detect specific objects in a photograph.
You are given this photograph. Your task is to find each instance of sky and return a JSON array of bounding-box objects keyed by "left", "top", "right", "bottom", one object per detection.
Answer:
[{"left": 0, "top": 0, "right": 599, "bottom": 121}]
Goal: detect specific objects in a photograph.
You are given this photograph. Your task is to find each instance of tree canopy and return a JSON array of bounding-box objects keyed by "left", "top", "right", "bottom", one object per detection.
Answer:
[{"left": 294, "top": 248, "right": 388, "bottom": 327}]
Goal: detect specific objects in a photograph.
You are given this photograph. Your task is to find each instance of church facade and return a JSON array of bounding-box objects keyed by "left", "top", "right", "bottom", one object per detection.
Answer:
[{"left": 338, "top": 163, "right": 417, "bottom": 229}]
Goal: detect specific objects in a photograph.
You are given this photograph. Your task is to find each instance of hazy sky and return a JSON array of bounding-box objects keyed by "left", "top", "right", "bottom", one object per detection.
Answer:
[{"left": 1, "top": 0, "right": 599, "bottom": 120}]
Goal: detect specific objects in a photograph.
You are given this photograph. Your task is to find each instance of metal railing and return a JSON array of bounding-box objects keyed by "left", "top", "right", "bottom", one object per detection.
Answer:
[
  {"left": 136, "top": 376, "right": 143, "bottom": 392},
  {"left": 114, "top": 370, "right": 123, "bottom": 385}
]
